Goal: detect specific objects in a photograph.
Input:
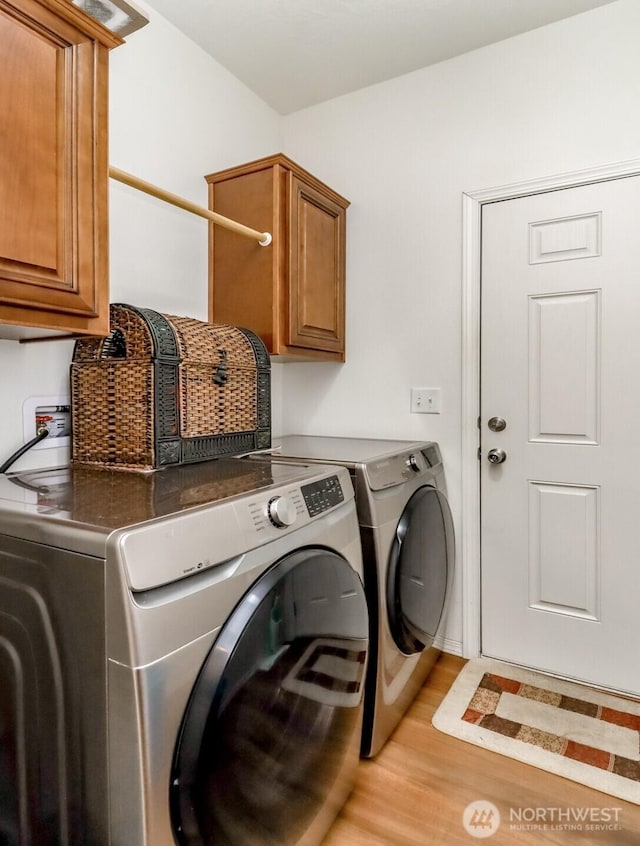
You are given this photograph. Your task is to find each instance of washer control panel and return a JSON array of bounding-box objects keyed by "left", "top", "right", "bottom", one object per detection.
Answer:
[
  {"left": 267, "top": 495, "right": 298, "bottom": 527},
  {"left": 117, "top": 468, "right": 351, "bottom": 591},
  {"left": 301, "top": 474, "right": 344, "bottom": 517},
  {"left": 246, "top": 473, "right": 346, "bottom": 536}
]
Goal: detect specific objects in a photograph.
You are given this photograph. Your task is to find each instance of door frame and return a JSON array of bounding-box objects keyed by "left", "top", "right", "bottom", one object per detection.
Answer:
[{"left": 460, "top": 156, "right": 640, "bottom": 659}]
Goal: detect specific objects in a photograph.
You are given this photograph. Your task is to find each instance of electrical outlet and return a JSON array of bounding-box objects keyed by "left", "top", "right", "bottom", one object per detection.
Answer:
[
  {"left": 23, "top": 396, "right": 71, "bottom": 450},
  {"left": 410, "top": 387, "right": 441, "bottom": 414}
]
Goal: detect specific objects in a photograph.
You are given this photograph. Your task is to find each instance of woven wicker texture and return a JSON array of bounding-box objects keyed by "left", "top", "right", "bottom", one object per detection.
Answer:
[
  {"left": 167, "top": 315, "right": 258, "bottom": 437},
  {"left": 71, "top": 304, "right": 270, "bottom": 471}
]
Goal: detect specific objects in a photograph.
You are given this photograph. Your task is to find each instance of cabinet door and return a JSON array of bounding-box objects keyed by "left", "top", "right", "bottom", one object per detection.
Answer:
[
  {"left": 288, "top": 174, "right": 346, "bottom": 358},
  {"left": 0, "top": 0, "right": 117, "bottom": 338}
]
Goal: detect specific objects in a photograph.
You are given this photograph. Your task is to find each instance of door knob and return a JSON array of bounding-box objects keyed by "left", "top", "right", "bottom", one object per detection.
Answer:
[{"left": 487, "top": 448, "right": 507, "bottom": 464}]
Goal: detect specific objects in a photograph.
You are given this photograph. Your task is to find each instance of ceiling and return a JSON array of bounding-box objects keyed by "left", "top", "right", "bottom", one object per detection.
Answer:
[{"left": 142, "top": 0, "right": 617, "bottom": 115}]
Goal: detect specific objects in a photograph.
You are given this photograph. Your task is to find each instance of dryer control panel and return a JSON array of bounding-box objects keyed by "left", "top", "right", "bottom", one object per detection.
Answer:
[
  {"left": 363, "top": 444, "right": 443, "bottom": 491},
  {"left": 365, "top": 451, "right": 426, "bottom": 490}
]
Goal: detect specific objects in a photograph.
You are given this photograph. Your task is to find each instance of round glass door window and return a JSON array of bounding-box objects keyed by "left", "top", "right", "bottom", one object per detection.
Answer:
[
  {"left": 170, "top": 547, "right": 368, "bottom": 846},
  {"left": 386, "top": 485, "right": 454, "bottom": 654}
]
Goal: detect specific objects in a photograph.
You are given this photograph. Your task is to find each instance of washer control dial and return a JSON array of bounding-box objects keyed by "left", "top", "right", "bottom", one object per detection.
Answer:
[
  {"left": 406, "top": 453, "right": 421, "bottom": 473},
  {"left": 267, "top": 495, "right": 297, "bottom": 528}
]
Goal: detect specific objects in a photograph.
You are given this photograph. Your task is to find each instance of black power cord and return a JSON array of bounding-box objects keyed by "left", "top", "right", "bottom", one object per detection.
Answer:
[{"left": 0, "top": 428, "right": 49, "bottom": 474}]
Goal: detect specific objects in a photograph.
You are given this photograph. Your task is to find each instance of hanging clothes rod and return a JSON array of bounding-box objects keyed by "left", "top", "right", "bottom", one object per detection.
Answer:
[{"left": 109, "top": 166, "right": 272, "bottom": 246}]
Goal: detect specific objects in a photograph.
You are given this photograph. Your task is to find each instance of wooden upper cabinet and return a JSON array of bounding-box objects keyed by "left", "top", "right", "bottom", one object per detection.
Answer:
[
  {"left": 205, "top": 154, "right": 349, "bottom": 361},
  {"left": 0, "top": 0, "right": 121, "bottom": 340}
]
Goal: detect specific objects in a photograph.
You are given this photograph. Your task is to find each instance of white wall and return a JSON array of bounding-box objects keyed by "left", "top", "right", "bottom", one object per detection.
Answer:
[
  {"left": 280, "top": 0, "right": 640, "bottom": 650},
  {"left": 0, "top": 3, "right": 282, "bottom": 473}
]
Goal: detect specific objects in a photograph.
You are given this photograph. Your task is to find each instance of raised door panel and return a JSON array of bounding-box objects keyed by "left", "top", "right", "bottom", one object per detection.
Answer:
[
  {"left": 0, "top": 0, "right": 115, "bottom": 337},
  {"left": 288, "top": 175, "right": 345, "bottom": 359},
  {"left": 528, "top": 481, "right": 599, "bottom": 619},
  {"left": 528, "top": 290, "right": 600, "bottom": 444}
]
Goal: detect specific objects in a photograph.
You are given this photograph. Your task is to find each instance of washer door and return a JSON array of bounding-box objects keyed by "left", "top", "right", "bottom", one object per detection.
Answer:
[
  {"left": 386, "top": 485, "right": 454, "bottom": 654},
  {"left": 170, "top": 547, "right": 368, "bottom": 846}
]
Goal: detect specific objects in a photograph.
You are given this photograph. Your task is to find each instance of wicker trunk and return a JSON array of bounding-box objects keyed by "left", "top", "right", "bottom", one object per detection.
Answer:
[{"left": 70, "top": 304, "right": 271, "bottom": 471}]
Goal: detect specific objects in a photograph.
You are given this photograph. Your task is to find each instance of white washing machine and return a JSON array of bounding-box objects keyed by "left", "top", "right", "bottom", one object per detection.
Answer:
[
  {"left": 259, "top": 436, "right": 454, "bottom": 758},
  {"left": 0, "top": 456, "right": 368, "bottom": 845}
]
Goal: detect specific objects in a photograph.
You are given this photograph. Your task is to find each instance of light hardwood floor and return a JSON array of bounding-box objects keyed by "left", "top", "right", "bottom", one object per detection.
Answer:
[{"left": 322, "top": 654, "right": 640, "bottom": 845}]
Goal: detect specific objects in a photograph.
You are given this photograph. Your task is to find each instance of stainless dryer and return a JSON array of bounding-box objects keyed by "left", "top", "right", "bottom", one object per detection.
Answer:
[
  {"left": 262, "top": 436, "right": 454, "bottom": 758},
  {"left": 0, "top": 457, "right": 368, "bottom": 845}
]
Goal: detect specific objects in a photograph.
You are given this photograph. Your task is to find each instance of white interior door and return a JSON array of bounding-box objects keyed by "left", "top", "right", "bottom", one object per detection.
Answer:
[{"left": 481, "top": 175, "right": 640, "bottom": 695}]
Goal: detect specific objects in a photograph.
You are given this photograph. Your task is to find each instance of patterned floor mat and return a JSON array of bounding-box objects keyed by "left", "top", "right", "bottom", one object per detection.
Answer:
[{"left": 432, "top": 657, "right": 640, "bottom": 805}]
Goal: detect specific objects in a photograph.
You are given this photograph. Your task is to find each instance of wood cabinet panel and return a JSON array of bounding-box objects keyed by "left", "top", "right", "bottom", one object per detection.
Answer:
[
  {"left": 288, "top": 175, "right": 345, "bottom": 354},
  {"left": 1, "top": 12, "right": 57, "bottom": 269},
  {"left": 206, "top": 154, "right": 349, "bottom": 362},
  {"left": 0, "top": 0, "right": 120, "bottom": 340}
]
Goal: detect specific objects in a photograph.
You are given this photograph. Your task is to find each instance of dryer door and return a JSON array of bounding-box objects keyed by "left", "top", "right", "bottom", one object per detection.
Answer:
[
  {"left": 170, "top": 547, "right": 368, "bottom": 846},
  {"left": 386, "top": 485, "right": 454, "bottom": 654}
]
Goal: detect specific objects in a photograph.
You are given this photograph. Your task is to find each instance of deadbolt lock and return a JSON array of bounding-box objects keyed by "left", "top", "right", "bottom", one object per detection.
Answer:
[{"left": 488, "top": 416, "right": 507, "bottom": 432}]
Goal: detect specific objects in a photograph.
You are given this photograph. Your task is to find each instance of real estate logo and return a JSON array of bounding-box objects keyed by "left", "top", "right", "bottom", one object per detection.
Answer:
[
  {"left": 462, "top": 800, "right": 501, "bottom": 838},
  {"left": 508, "top": 806, "right": 623, "bottom": 833}
]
